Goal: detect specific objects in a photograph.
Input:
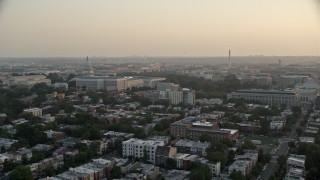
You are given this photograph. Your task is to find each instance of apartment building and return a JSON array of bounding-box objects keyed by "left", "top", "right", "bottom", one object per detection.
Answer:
[
  {"left": 0, "top": 138, "right": 18, "bottom": 150},
  {"left": 208, "top": 161, "right": 221, "bottom": 177},
  {"left": 228, "top": 152, "right": 258, "bottom": 176},
  {"left": 172, "top": 153, "right": 199, "bottom": 169},
  {"left": 155, "top": 146, "right": 177, "bottom": 167},
  {"left": 53, "top": 159, "right": 114, "bottom": 180},
  {"left": 168, "top": 91, "right": 183, "bottom": 105},
  {"left": 29, "top": 155, "right": 64, "bottom": 177},
  {"left": 122, "top": 138, "right": 165, "bottom": 164},
  {"left": 182, "top": 88, "right": 195, "bottom": 105},
  {"left": 285, "top": 154, "right": 306, "bottom": 180},
  {"left": 171, "top": 139, "right": 210, "bottom": 156}
]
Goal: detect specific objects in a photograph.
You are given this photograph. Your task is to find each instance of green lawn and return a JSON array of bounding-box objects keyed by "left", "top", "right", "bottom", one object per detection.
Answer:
[{"left": 245, "top": 134, "right": 278, "bottom": 145}]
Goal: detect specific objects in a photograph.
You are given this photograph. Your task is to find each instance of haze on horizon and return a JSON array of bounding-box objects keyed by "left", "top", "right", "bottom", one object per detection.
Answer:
[{"left": 0, "top": 0, "right": 319, "bottom": 57}]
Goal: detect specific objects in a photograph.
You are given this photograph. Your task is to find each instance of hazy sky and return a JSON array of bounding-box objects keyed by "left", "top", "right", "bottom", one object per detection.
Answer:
[{"left": 0, "top": 0, "right": 319, "bottom": 57}]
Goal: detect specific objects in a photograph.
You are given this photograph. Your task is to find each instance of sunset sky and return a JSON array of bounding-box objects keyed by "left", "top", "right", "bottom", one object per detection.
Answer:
[{"left": 0, "top": 0, "right": 319, "bottom": 57}]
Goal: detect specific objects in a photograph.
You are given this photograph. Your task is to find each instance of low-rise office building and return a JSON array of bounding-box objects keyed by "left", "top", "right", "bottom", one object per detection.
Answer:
[
  {"left": 227, "top": 89, "right": 301, "bottom": 107},
  {"left": 8, "top": 75, "right": 51, "bottom": 87},
  {"left": 75, "top": 76, "right": 127, "bottom": 92},
  {"left": 170, "top": 117, "right": 238, "bottom": 141}
]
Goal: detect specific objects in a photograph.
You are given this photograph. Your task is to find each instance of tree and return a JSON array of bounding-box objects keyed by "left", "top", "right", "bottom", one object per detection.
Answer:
[
  {"left": 269, "top": 175, "right": 276, "bottom": 180},
  {"left": 3, "top": 160, "right": 18, "bottom": 173},
  {"left": 154, "top": 118, "right": 170, "bottom": 132},
  {"left": 189, "top": 164, "right": 211, "bottom": 180},
  {"left": 145, "top": 112, "right": 153, "bottom": 123},
  {"left": 9, "top": 165, "right": 33, "bottom": 180},
  {"left": 111, "top": 166, "right": 122, "bottom": 179},
  {"left": 296, "top": 127, "right": 303, "bottom": 137},
  {"left": 89, "top": 141, "right": 101, "bottom": 155},
  {"left": 207, "top": 151, "right": 228, "bottom": 166},
  {"left": 315, "top": 135, "right": 320, "bottom": 145},
  {"left": 44, "top": 165, "right": 55, "bottom": 177},
  {"left": 277, "top": 155, "right": 287, "bottom": 168},
  {"left": 241, "top": 139, "right": 256, "bottom": 150},
  {"left": 228, "top": 115, "right": 242, "bottom": 123},
  {"left": 140, "top": 98, "right": 152, "bottom": 107},
  {"left": 229, "top": 170, "right": 246, "bottom": 180},
  {"left": 15, "top": 124, "right": 47, "bottom": 146},
  {"left": 47, "top": 73, "right": 64, "bottom": 84},
  {"left": 31, "top": 82, "right": 54, "bottom": 96},
  {"left": 67, "top": 73, "right": 76, "bottom": 82},
  {"left": 227, "top": 150, "right": 235, "bottom": 164},
  {"left": 143, "top": 149, "right": 148, "bottom": 163},
  {"left": 64, "top": 156, "right": 76, "bottom": 168},
  {"left": 165, "top": 158, "right": 176, "bottom": 170},
  {"left": 11, "top": 139, "right": 30, "bottom": 150},
  {"left": 291, "top": 106, "right": 302, "bottom": 117},
  {"left": 199, "top": 133, "right": 212, "bottom": 142}
]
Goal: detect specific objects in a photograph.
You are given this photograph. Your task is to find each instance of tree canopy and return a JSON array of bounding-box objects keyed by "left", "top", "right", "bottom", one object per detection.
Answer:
[{"left": 9, "top": 165, "right": 33, "bottom": 180}]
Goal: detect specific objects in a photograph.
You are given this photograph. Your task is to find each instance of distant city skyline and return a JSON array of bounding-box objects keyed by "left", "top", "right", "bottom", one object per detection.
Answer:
[{"left": 0, "top": 0, "right": 319, "bottom": 57}]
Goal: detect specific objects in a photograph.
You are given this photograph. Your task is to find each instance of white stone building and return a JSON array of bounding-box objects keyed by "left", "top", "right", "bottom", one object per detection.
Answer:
[
  {"left": 122, "top": 138, "right": 165, "bottom": 164},
  {"left": 23, "top": 108, "right": 43, "bottom": 117},
  {"left": 227, "top": 89, "right": 301, "bottom": 107},
  {"left": 168, "top": 91, "right": 183, "bottom": 105}
]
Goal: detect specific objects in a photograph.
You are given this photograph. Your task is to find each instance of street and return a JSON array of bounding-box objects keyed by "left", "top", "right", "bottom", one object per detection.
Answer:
[{"left": 260, "top": 113, "right": 304, "bottom": 180}]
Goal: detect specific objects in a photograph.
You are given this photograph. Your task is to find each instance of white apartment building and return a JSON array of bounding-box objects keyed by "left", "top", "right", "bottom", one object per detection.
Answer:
[
  {"left": 227, "top": 89, "right": 301, "bottom": 107},
  {"left": 168, "top": 91, "right": 183, "bottom": 105},
  {"left": 23, "top": 108, "right": 43, "bottom": 117},
  {"left": 182, "top": 88, "right": 195, "bottom": 105},
  {"left": 229, "top": 160, "right": 250, "bottom": 176},
  {"left": 285, "top": 154, "right": 306, "bottom": 180},
  {"left": 287, "top": 154, "right": 305, "bottom": 171},
  {"left": 208, "top": 161, "right": 221, "bottom": 177},
  {"left": 228, "top": 152, "right": 258, "bottom": 176},
  {"left": 122, "top": 138, "right": 165, "bottom": 164}
]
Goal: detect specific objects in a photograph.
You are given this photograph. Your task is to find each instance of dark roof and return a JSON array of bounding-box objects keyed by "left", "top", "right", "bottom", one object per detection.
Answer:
[
  {"left": 156, "top": 146, "right": 172, "bottom": 156},
  {"left": 235, "top": 89, "right": 297, "bottom": 95}
]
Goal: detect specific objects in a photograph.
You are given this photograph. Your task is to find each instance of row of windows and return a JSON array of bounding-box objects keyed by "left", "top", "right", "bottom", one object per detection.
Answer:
[
  {"left": 123, "top": 149, "right": 154, "bottom": 153},
  {"left": 123, "top": 144, "right": 155, "bottom": 148},
  {"left": 232, "top": 95, "right": 296, "bottom": 100}
]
